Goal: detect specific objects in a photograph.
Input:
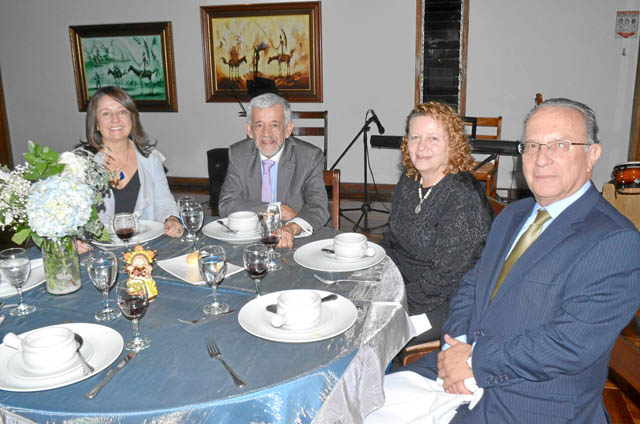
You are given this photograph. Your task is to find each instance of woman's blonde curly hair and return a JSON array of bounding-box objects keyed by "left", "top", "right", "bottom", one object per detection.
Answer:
[{"left": 400, "top": 102, "right": 474, "bottom": 180}]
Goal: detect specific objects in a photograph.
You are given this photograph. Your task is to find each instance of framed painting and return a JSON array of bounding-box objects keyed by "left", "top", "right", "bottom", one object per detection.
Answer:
[
  {"left": 200, "top": 2, "right": 322, "bottom": 102},
  {"left": 69, "top": 22, "right": 178, "bottom": 112}
]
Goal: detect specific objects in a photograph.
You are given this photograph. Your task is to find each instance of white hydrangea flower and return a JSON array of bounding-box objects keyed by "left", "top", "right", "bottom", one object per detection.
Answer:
[{"left": 59, "top": 151, "right": 87, "bottom": 180}]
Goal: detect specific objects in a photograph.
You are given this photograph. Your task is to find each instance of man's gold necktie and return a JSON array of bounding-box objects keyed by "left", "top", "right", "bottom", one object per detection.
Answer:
[{"left": 489, "top": 209, "right": 551, "bottom": 302}]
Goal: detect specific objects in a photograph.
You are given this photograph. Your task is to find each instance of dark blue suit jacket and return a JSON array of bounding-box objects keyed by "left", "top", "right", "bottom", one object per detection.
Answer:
[{"left": 407, "top": 185, "right": 640, "bottom": 423}]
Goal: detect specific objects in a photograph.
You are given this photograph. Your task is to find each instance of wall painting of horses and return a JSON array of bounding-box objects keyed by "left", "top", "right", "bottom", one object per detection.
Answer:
[
  {"left": 70, "top": 22, "right": 178, "bottom": 112},
  {"left": 201, "top": 2, "right": 322, "bottom": 103}
]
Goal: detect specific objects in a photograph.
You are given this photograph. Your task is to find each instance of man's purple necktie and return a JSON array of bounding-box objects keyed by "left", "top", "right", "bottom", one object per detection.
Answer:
[{"left": 261, "top": 159, "right": 275, "bottom": 202}]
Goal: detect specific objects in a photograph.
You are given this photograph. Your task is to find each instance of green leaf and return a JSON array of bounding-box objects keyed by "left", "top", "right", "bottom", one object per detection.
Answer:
[
  {"left": 24, "top": 152, "right": 37, "bottom": 163},
  {"left": 12, "top": 228, "right": 31, "bottom": 245},
  {"left": 27, "top": 140, "right": 36, "bottom": 152},
  {"left": 97, "top": 226, "right": 111, "bottom": 242},
  {"left": 43, "top": 163, "right": 65, "bottom": 177},
  {"left": 32, "top": 233, "right": 42, "bottom": 248},
  {"left": 41, "top": 150, "right": 59, "bottom": 162},
  {"left": 34, "top": 161, "right": 47, "bottom": 176},
  {"left": 33, "top": 143, "right": 43, "bottom": 156}
]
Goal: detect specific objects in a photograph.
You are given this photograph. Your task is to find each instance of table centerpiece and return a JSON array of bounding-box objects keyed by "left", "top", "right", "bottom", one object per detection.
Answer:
[{"left": 0, "top": 141, "right": 112, "bottom": 294}]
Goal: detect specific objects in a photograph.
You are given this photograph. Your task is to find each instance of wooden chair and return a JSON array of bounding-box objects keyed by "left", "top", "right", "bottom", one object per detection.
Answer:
[
  {"left": 292, "top": 110, "right": 328, "bottom": 170},
  {"left": 398, "top": 196, "right": 507, "bottom": 367},
  {"left": 466, "top": 116, "right": 503, "bottom": 199},
  {"left": 323, "top": 169, "right": 341, "bottom": 230}
]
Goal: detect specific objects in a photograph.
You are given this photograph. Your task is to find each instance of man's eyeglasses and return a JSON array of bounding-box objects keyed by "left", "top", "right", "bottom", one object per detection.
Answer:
[{"left": 518, "top": 140, "right": 592, "bottom": 155}]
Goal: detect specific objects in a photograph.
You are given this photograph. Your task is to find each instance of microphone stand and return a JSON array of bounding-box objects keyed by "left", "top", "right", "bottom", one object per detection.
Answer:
[{"left": 330, "top": 115, "right": 389, "bottom": 232}]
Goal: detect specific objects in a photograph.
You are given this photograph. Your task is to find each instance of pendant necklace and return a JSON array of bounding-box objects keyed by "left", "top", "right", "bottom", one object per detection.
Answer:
[
  {"left": 117, "top": 145, "right": 130, "bottom": 181},
  {"left": 415, "top": 177, "right": 433, "bottom": 214}
]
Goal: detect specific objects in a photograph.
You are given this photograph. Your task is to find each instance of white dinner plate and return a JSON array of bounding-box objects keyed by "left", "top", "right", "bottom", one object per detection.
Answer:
[
  {"left": 0, "top": 323, "right": 123, "bottom": 392},
  {"left": 93, "top": 220, "right": 164, "bottom": 247},
  {"left": 238, "top": 290, "right": 357, "bottom": 343},
  {"left": 0, "top": 258, "right": 45, "bottom": 299},
  {"left": 294, "top": 239, "right": 386, "bottom": 272},
  {"left": 202, "top": 219, "right": 261, "bottom": 244},
  {"left": 156, "top": 253, "right": 244, "bottom": 286}
]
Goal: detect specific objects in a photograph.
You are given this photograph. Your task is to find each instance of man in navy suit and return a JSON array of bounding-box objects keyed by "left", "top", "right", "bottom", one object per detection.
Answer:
[{"left": 368, "top": 98, "right": 640, "bottom": 423}]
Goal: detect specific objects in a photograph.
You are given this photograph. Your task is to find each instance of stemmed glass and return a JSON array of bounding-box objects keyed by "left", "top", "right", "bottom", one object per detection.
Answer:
[
  {"left": 112, "top": 212, "right": 138, "bottom": 250},
  {"left": 116, "top": 280, "right": 150, "bottom": 351},
  {"left": 87, "top": 249, "right": 121, "bottom": 321},
  {"left": 177, "top": 196, "right": 196, "bottom": 242},
  {"left": 258, "top": 206, "right": 282, "bottom": 271},
  {"left": 181, "top": 202, "right": 204, "bottom": 246},
  {"left": 0, "top": 248, "right": 35, "bottom": 316},
  {"left": 198, "top": 245, "right": 229, "bottom": 315},
  {"left": 243, "top": 243, "right": 269, "bottom": 297}
]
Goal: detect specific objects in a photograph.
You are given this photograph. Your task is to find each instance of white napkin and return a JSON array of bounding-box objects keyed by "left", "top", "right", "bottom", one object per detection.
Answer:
[
  {"left": 156, "top": 253, "right": 243, "bottom": 286},
  {"left": 365, "top": 371, "right": 484, "bottom": 424},
  {"left": 409, "top": 313, "right": 433, "bottom": 336}
]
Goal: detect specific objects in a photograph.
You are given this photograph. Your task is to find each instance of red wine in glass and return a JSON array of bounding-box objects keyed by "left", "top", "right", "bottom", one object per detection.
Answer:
[
  {"left": 116, "top": 228, "right": 135, "bottom": 242},
  {"left": 246, "top": 263, "right": 267, "bottom": 280},
  {"left": 126, "top": 298, "right": 148, "bottom": 319},
  {"left": 261, "top": 235, "right": 279, "bottom": 249}
]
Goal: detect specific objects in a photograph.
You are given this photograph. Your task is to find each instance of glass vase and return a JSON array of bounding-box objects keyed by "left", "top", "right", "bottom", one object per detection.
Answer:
[{"left": 41, "top": 237, "right": 82, "bottom": 295}]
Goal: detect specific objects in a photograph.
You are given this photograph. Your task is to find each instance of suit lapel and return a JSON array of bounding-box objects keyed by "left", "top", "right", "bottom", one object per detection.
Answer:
[
  {"left": 246, "top": 142, "right": 263, "bottom": 200},
  {"left": 487, "top": 185, "right": 599, "bottom": 307},
  {"left": 276, "top": 139, "right": 295, "bottom": 203}
]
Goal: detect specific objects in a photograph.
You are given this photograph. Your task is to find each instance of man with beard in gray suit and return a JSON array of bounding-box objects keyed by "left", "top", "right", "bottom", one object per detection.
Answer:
[{"left": 219, "top": 93, "right": 329, "bottom": 248}]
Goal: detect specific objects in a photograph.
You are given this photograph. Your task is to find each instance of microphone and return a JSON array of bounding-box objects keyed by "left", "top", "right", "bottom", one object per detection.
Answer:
[{"left": 368, "top": 109, "right": 385, "bottom": 134}]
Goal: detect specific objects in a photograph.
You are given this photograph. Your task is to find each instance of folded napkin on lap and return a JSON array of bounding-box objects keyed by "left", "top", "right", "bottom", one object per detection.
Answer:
[{"left": 364, "top": 371, "right": 484, "bottom": 424}]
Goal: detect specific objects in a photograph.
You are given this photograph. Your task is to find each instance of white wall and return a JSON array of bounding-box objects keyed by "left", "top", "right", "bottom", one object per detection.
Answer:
[
  {"left": 467, "top": 0, "right": 640, "bottom": 191},
  {"left": 0, "top": 0, "right": 413, "bottom": 184},
  {"left": 1, "top": 0, "right": 638, "bottom": 190}
]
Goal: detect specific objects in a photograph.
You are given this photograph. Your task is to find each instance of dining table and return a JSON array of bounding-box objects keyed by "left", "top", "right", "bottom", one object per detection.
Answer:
[{"left": 0, "top": 217, "right": 415, "bottom": 423}]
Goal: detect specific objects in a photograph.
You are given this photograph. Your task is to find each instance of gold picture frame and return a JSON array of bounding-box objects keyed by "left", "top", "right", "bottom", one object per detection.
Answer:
[{"left": 200, "top": 2, "right": 323, "bottom": 102}]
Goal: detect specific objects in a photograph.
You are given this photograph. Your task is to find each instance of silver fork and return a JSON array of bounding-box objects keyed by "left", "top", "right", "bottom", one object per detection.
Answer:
[
  {"left": 313, "top": 274, "right": 376, "bottom": 285},
  {"left": 205, "top": 336, "right": 246, "bottom": 387}
]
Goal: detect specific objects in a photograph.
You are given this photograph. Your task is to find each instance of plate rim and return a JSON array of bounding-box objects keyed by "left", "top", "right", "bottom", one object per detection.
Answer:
[
  {"left": 202, "top": 219, "right": 261, "bottom": 243},
  {"left": 238, "top": 290, "right": 357, "bottom": 343},
  {"left": 93, "top": 219, "right": 164, "bottom": 247},
  {"left": 293, "top": 239, "right": 386, "bottom": 272}
]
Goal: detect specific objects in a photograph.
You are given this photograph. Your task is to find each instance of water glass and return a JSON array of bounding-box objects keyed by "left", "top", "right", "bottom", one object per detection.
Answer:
[
  {"left": 0, "top": 248, "right": 35, "bottom": 316},
  {"left": 87, "top": 249, "right": 121, "bottom": 321},
  {"left": 181, "top": 202, "right": 204, "bottom": 244},
  {"left": 198, "top": 245, "right": 229, "bottom": 315},
  {"left": 259, "top": 206, "right": 282, "bottom": 271},
  {"left": 243, "top": 243, "right": 269, "bottom": 297},
  {"left": 116, "top": 280, "right": 150, "bottom": 351}
]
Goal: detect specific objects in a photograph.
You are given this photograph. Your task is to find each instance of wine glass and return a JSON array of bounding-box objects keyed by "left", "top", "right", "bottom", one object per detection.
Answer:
[
  {"left": 243, "top": 243, "right": 269, "bottom": 297},
  {"left": 198, "top": 245, "right": 229, "bottom": 315},
  {"left": 181, "top": 202, "right": 204, "bottom": 245},
  {"left": 0, "top": 248, "right": 35, "bottom": 316},
  {"left": 87, "top": 249, "right": 121, "bottom": 321},
  {"left": 112, "top": 212, "right": 138, "bottom": 250},
  {"left": 116, "top": 280, "right": 150, "bottom": 351},
  {"left": 258, "top": 206, "right": 282, "bottom": 271}
]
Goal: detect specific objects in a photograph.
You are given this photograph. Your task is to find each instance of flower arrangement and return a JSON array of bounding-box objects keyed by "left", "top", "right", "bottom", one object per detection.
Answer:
[
  {"left": 0, "top": 141, "right": 114, "bottom": 294},
  {"left": 0, "top": 140, "right": 112, "bottom": 246}
]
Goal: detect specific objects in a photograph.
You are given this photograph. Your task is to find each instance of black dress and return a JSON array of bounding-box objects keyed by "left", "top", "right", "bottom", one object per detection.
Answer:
[{"left": 379, "top": 171, "right": 493, "bottom": 343}]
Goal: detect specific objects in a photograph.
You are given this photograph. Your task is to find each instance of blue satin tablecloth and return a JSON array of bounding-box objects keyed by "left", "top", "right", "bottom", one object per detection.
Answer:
[{"left": 0, "top": 222, "right": 413, "bottom": 423}]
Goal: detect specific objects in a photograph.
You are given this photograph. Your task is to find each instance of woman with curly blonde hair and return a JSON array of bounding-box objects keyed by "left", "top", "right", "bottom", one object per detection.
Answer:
[{"left": 380, "top": 102, "right": 493, "bottom": 345}]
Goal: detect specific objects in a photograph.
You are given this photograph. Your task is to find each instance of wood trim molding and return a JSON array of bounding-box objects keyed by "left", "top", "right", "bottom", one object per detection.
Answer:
[
  {"left": 629, "top": 47, "right": 640, "bottom": 161},
  {"left": 0, "top": 67, "right": 13, "bottom": 168}
]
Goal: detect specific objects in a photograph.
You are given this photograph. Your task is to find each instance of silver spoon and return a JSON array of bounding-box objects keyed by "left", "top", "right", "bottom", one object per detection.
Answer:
[
  {"left": 177, "top": 309, "right": 236, "bottom": 324},
  {"left": 216, "top": 221, "right": 238, "bottom": 234},
  {"left": 265, "top": 294, "right": 338, "bottom": 314},
  {"left": 74, "top": 333, "right": 94, "bottom": 375}
]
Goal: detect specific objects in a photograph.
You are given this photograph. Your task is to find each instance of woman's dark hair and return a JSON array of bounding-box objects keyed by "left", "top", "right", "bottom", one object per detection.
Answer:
[{"left": 85, "top": 86, "right": 155, "bottom": 157}]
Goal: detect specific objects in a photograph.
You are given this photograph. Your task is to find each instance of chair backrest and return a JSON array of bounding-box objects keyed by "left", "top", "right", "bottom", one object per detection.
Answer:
[
  {"left": 323, "top": 169, "right": 340, "bottom": 230},
  {"left": 291, "top": 111, "right": 328, "bottom": 170},
  {"left": 464, "top": 116, "right": 502, "bottom": 140},
  {"left": 207, "top": 148, "right": 230, "bottom": 210},
  {"left": 535, "top": 93, "right": 543, "bottom": 105}
]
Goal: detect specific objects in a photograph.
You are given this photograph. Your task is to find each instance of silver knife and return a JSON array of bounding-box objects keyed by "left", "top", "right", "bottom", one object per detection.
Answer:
[{"left": 85, "top": 352, "right": 136, "bottom": 399}]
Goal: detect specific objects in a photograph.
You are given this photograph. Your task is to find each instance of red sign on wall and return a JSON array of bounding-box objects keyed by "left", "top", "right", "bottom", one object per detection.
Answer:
[{"left": 616, "top": 11, "right": 639, "bottom": 39}]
